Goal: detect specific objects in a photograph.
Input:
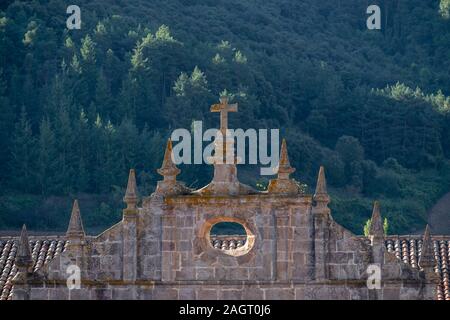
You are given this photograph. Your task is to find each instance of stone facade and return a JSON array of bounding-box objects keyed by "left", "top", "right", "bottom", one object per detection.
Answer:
[{"left": 2, "top": 97, "right": 444, "bottom": 300}]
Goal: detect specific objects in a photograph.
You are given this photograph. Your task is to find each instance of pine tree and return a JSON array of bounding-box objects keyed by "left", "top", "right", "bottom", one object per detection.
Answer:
[
  {"left": 46, "top": 74, "right": 72, "bottom": 116},
  {"left": 114, "top": 118, "right": 140, "bottom": 182},
  {"left": 104, "top": 49, "right": 122, "bottom": 94},
  {"left": 53, "top": 106, "right": 76, "bottom": 194},
  {"left": 37, "top": 117, "right": 56, "bottom": 195},
  {"left": 76, "top": 156, "right": 89, "bottom": 192},
  {"left": 10, "top": 107, "right": 37, "bottom": 192},
  {"left": 78, "top": 35, "right": 98, "bottom": 107},
  {"left": 80, "top": 34, "right": 96, "bottom": 65},
  {"left": 440, "top": 0, "right": 450, "bottom": 18},
  {"left": 0, "top": 68, "right": 14, "bottom": 186},
  {"left": 74, "top": 109, "right": 91, "bottom": 192},
  {"left": 95, "top": 69, "right": 112, "bottom": 117},
  {"left": 165, "top": 67, "right": 212, "bottom": 128},
  {"left": 70, "top": 53, "right": 81, "bottom": 75}
]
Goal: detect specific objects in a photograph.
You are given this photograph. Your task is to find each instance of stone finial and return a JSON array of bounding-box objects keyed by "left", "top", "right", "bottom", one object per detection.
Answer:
[
  {"left": 124, "top": 169, "right": 138, "bottom": 210},
  {"left": 12, "top": 224, "right": 33, "bottom": 298},
  {"left": 16, "top": 224, "right": 32, "bottom": 268},
  {"left": 277, "top": 139, "right": 295, "bottom": 178},
  {"left": 157, "top": 139, "right": 181, "bottom": 180},
  {"left": 313, "top": 166, "right": 330, "bottom": 204},
  {"left": 419, "top": 224, "right": 435, "bottom": 270},
  {"left": 418, "top": 224, "right": 439, "bottom": 297},
  {"left": 268, "top": 139, "right": 299, "bottom": 194},
  {"left": 369, "top": 201, "right": 384, "bottom": 238},
  {"left": 155, "top": 139, "right": 191, "bottom": 196},
  {"left": 368, "top": 201, "right": 385, "bottom": 265},
  {"left": 66, "top": 200, "right": 85, "bottom": 239}
]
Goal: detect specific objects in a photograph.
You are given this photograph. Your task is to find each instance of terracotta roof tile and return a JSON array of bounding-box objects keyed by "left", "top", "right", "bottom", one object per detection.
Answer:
[
  {"left": 1, "top": 234, "right": 449, "bottom": 300},
  {"left": 385, "top": 236, "right": 450, "bottom": 300},
  {"left": 0, "top": 237, "right": 66, "bottom": 300},
  {"left": 210, "top": 235, "right": 246, "bottom": 251}
]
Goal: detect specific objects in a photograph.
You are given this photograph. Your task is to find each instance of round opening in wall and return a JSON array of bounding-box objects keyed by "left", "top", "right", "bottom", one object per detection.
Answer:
[{"left": 208, "top": 221, "right": 254, "bottom": 256}]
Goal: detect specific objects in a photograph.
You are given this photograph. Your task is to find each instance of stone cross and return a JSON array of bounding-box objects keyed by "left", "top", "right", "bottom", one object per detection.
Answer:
[{"left": 210, "top": 96, "right": 238, "bottom": 134}]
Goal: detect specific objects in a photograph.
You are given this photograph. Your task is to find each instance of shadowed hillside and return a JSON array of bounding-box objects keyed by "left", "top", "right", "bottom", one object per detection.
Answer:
[
  {"left": 0, "top": 0, "right": 450, "bottom": 234},
  {"left": 428, "top": 192, "right": 450, "bottom": 234}
]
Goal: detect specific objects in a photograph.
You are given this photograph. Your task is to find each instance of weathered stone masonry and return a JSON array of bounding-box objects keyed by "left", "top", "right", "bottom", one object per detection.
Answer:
[{"left": 1, "top": 97, "right": 446, "bottom": 300}]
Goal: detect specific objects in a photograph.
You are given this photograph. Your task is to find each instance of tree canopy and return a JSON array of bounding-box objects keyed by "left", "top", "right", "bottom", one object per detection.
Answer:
[{"left": 0, "top": 0, "right": 449, "bottom": 234}]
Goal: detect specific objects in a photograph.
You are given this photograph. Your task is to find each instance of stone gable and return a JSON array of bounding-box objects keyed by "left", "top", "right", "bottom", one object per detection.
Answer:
[{"left": 1, "top": 97, "right": 445, "bottom": 300}]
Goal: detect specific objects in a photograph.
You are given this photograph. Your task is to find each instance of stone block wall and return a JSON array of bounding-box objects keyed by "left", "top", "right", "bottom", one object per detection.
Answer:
[
  {"left": 326, "top": 221, "right": 372, "bottom": 281},
  {"left": 158, "top": 195, "right": 314, "bottom": 283},
  {"left": 25, "top": 280, "right": 424, "bottom": 300},
  {"left": 16, "top": 193, "right": 435, "bottom": 300}
]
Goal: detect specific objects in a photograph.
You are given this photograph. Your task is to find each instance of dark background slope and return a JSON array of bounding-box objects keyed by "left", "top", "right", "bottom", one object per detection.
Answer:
[{"left": 0, "top": 0, "right": 449, "bottom": 234}]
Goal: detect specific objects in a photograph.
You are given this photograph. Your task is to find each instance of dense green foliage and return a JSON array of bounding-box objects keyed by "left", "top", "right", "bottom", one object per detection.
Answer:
[
  {"left": 0, "top": 0, "right": 449, "bottom": 234},
  {"left": 363, "top": 217, "right": 389, "bottom": 236}
]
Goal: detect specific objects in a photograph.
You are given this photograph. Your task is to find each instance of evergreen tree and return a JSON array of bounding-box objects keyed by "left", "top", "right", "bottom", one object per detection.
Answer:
[
  {"left": 78, "top": 34, "right": 98, "bottom": 107},
  {"left": 0, "top": 0, "right": 449, "bottom": 233},
  {"left": 165, "top": 66, "right": 213, "bottom": 128},
  {"left": 52, "top": 107, "right": 76, "bottom": 194},
  {"left": 440, "top": 0, "right": 450, "bottom": 18},
  {"left": 0, "top": 68, "right": 13, "bottom": 186},
  {"left": 74, "top": 109, "right": 91, "bottom": 192},
  {"left": 37, "top": 117, "right": 56, "bottom": 195},
  {"left": 9, "top": 107, "right": 37, "bottom": 192},
  {"left": 95, "top": 69, "right": 112, "bottom": 117}
]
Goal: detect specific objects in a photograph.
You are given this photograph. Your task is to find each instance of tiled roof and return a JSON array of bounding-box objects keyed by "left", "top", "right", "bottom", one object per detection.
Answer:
[
  {"left": 211, "top": 234, "right": 450, "bottom": 300},
  {"left": 210, "top": 234, "right": 449, "bottom": 300},
  {"left": 0, "top": 238, "right": 66, "bottom": 300},
  {"left": 385, "top": 236, "right": 450, "bottom": 301},
  {"left": 210, "top": 235, "right": 247, "bottom": 250},
  {"left": 0, "top": 235, "right": 448, "bottom": 300}
]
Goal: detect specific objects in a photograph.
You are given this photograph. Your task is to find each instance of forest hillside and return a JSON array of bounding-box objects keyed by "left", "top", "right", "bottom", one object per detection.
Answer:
[{"left": 0, "top": 0, "right": 450, "bottom": 234}]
